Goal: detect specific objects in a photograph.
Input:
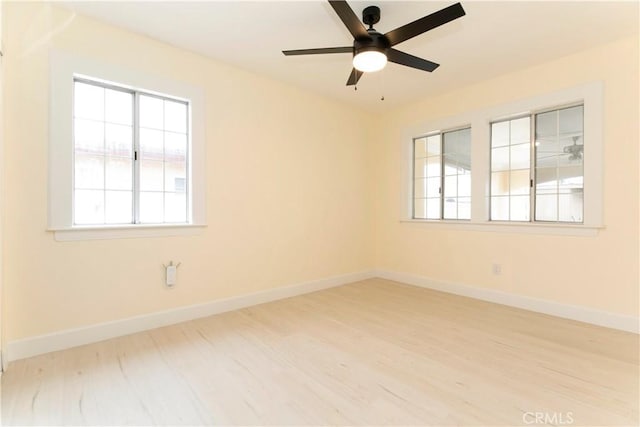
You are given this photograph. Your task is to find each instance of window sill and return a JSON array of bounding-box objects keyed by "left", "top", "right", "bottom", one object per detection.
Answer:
[
  {"left": 49, "top": 224, "right": 207, "bottom": 241},
  {"left": 400, "top": 219, "right": 603, "bottom": 236}
]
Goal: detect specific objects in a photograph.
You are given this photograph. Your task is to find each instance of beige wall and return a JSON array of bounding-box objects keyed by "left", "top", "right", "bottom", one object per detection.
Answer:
[
  {"left": 373, "top": 36, "right": 639, "bottom": 316},
  {"left": 2, "top": 3, "right": 374, "bottom": 341}
]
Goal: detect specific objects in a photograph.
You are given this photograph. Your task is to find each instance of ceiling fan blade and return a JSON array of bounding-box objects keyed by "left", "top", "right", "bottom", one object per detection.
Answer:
[
  {"left": 346, "top": 68, "right": 363, "bottom": 86},
  {"left": 328, "top": 1, "right": 370, "bottom": 40},
  {"left": 384, "top": 3, "right": 465, "bottom": 46},
  {"left": 283, "top": 47, "right": 352, "bottom": 56},
  {"left": 387, "top": 49, "right": 439, "bottom": 72}
]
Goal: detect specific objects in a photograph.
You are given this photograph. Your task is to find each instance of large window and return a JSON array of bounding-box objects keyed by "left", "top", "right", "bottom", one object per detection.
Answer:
[
  {"left": 73, "top": 79, "right": 189, "bottom": 225},
  {"left": 490, "top": 104, "right": 583, "bottom": 223},
  {"left": 413, "top": 127, "right": 471, "bottom": 220}
]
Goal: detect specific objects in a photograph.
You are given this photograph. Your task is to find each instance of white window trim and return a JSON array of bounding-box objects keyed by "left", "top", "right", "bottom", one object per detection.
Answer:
[
  {"left": 401, "top": 81, "right": 604, "bottom": 236},
  {"left": 49, "top": 50, "right": 206, "bottom": 240}
]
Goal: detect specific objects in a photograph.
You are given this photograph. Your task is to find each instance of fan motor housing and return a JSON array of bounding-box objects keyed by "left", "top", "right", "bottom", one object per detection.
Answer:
[{"left": 353, "top": 31, "right": 390, "bottom": 57}]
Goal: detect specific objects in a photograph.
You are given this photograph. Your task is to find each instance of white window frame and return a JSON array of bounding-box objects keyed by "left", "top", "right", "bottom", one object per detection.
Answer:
[
  {"left": 401, "top": 81, "right": 603, "bottom": 236},
  {"left": 49, "top": 50, "right": 206, "bottom": 241}
]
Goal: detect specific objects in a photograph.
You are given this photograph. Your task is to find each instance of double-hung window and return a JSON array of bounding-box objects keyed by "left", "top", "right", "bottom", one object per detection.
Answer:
[
  {"left": 73, "top": 78, "right": 189, "bottom": 226},
  {"left": 413, "top": 127, "right": 471, "bottom": 220},
  {"left": 490, "top": 104, "right": 584, "bottom": 223}
]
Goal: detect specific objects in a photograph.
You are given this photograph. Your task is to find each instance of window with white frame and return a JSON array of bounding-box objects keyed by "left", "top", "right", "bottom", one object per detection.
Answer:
[
  {"left": 49, "top": 51, "right": 206, "bottom": 240},
  {"left": 413, "top": 127, "right": 471, "bottom": 220},
  {"left": 73, "top": 78, "right": 189, "bottom": 226},
  {"left": 490, "top": 104, "right": 584, "bottom": 223}
]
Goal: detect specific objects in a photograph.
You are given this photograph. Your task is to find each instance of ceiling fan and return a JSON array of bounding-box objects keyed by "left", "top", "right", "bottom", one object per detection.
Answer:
[{"left": 283, "top": 1, "right": 466, "bottom": 86}]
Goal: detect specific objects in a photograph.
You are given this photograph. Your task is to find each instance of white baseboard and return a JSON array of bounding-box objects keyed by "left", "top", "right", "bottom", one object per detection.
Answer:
[
  {"left": 375, "top": 269, "right": 640, "bottom": 334},
  {"left": 7, "top": 270, "right": 374, "bottom": 362}
]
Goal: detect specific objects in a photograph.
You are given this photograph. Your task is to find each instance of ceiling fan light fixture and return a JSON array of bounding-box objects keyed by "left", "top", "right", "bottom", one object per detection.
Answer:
[{"left": 353, "top": 49, "right": 387, "bottom": 72}]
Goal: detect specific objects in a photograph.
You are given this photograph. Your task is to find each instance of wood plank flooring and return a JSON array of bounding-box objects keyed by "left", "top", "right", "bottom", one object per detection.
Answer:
[{"left": 2, "top": 279, "right": 638, "bottom": 426}]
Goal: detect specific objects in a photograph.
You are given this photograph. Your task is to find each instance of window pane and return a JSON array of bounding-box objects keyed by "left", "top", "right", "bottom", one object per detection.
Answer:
[
  {"left": 491, "top": 146, "right": 510, "bottom": 171},
  {"left": 140, "top": 128, "right": 164, "bottom": 160},
  {"left": 105, "top": 190, "right": 132, "bottom": 224},
  {"left": 105, "top": 124, "right": 133, "bottom": 158},
  {"left": 510, "top": 143, "right": 530, "bottom": 170},
  {"left": 491, "top": 172, "right": 509, "bottom": 196},
  {"left": 559, "top": 105, "right": 583, "bottom": 136},
  {"left": 164, "top": 193, "right": 187, "bottom": 223},
  {"left": 536, "top": 194, "right": 557, "bottom": 221},
  {"left": 414, "top": 198, "right": 426, "bottom": 219},
  {"left": 510, "top": 117, "right": 530, "bottom": 144},
  {"left": 75, "top": 119, "right": 104, "bottom": 154},
  {"left": 164, "top": 100, "right": 187, "bottom": 133},
  {"left": 75, "top": 154, "right": 104, "bottom": 190},
  {"left": 105, "top": 89, "right": 133, "bottom": 125},
  {"left": 165, "top": 161, "right": 187, "bottom": 193},
  {"left": 426, "top": 177, "right": 440, "bottom": 198},
  {"left": 558, "top": 166, "right": 583, "bottom": 191},
  {"left": 458, "top": 174, "right": 471, "bottom": 198},
  {"left": 165, "top": 132, "right": 187, "bottom": 160},
  {"left": 559, "top": 193, "right": 583, "bottom": 222},
  {"left": 444, "top": 175, "right": 457, "bottom": 198},
  {"left": 491, "top": 196, "right": 509, "bottom": 221},
  {"left": 414, "top": 158, "right": 427, "bottom": 178},
  {"left": 536, "top": 110, "right": 557, "bottom": 140},
  {"left": 510, "top": 169, "right": 530, "bottom": 196},
  {"left": 74, "top": 82, "right": 104, "bottom": 121},
  {"left": 426, "top": 156, "right": 441, "bottom": 177},
  {"left": 427, "top": 135, "right": 440, "bottom": 156},
  {"left": 443, "top": 157, "right": 458, "bottom": 176},
  {"left": 106, "top": 157, "right": 133, "bottom": 190},
  {"left": 414, "top": 138, "right": 427, "bottom": 158},
  {"left": 426, "top": 198, "right": 440, "bottom": 219},
  {"left": 443, "top": 197, "right": 457, "bottom": 219},
  {"left": 139, "top": 192, "right": 164, "bottom": 223},
  {"left": 74, "top": 189, "right": 104, "bottom": 225},
  {"left": 139, "top": 95, "right": 164, "bottom": 129},
  {"left": 458, "top": 197, "right": 471, "bottom": 220},
  {"left": 491, "top": 121, "right": 509, "bottom": 148},
  {"left": 510, "top": 195, "right": 530, "bottom": 221},
  {"left": 140, "top": 159, "right": 164, "bottom": 191}
]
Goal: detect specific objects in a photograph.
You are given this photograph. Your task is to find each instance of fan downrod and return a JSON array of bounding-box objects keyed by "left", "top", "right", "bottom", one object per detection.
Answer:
[{"left": 362, "top": 6, "right": 380, "bottom": 28}]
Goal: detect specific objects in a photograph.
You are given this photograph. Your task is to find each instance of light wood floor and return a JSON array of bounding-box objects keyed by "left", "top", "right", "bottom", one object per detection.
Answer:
[{"left": 2, "top": 279, "right": 638, "bottom": 426}]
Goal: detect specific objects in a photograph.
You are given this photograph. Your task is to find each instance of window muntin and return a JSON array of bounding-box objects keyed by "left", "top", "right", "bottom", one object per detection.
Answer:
[
  {"left": 413, "top": 127, "right": 471, "bottom": 220},
  {"left": 73, "top": 79, "right": 189, "bottom": 226}
]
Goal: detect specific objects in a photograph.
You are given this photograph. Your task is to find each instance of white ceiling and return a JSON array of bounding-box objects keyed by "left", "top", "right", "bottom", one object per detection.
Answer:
[{"left": 62, "top": 1, "right": 639, "bottom": 112}]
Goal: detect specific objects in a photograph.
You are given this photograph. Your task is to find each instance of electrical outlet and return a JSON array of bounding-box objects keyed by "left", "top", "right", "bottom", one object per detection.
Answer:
[{"left": 492, "top": 263, "right": 502, "bottom": 275}]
